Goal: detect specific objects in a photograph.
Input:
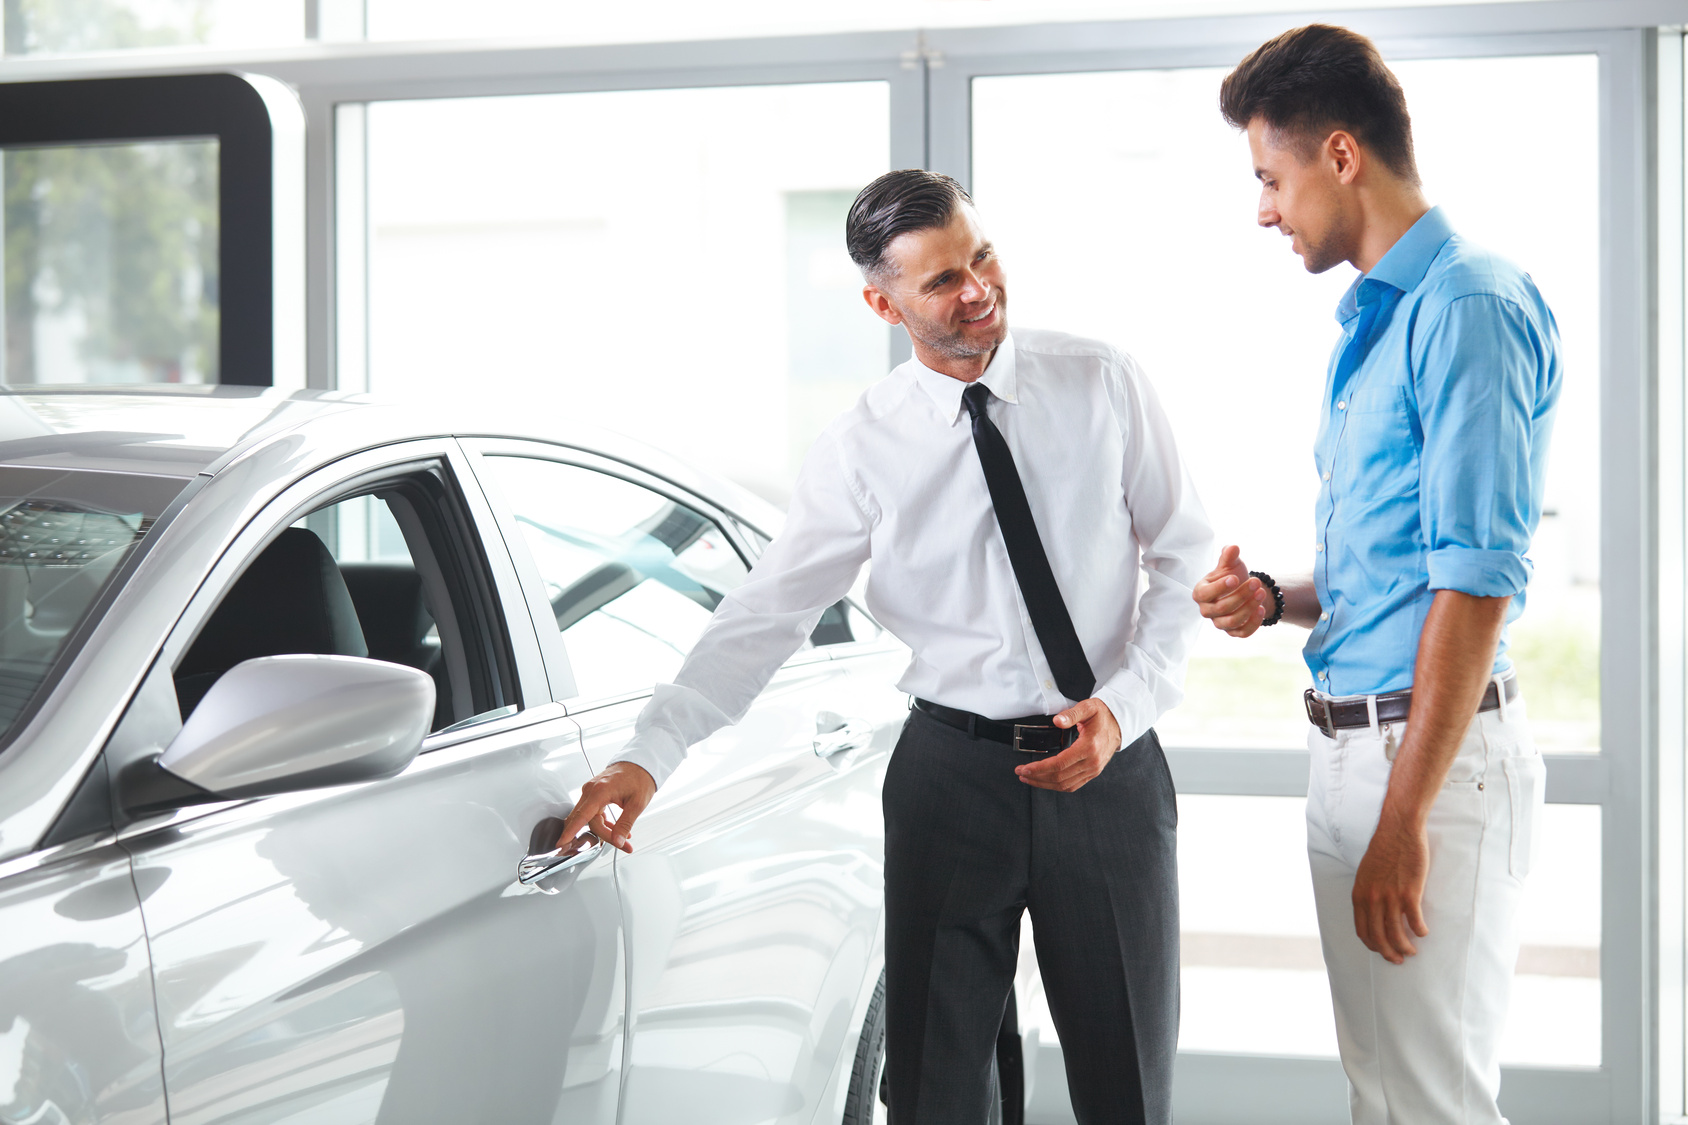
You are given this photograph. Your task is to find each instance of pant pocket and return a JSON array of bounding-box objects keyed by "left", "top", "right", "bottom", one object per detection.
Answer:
[{"left": 1503, "top": 754, "right": 1546, "bottom": 880}]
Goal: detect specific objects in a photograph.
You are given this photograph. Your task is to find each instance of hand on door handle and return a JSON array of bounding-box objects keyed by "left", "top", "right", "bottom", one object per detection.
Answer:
[
  {"left": 518, "top": 825, "right": 605, "bottom": 885},
  {"left": 814, "top": 712, "right": 873, "bottom": 757}
]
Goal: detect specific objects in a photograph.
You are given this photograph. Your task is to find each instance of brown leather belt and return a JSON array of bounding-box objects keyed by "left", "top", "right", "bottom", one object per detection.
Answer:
[
  {"left": 912, "top": 698, "right": 1078, "bottom": 754},
  {"left": 1304, "top": 673, "right": 1518, "bottom": 738}
]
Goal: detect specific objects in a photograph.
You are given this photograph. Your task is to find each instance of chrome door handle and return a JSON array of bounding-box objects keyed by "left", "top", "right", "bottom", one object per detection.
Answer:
[
  {"left": 814, "top": 711, "right": 873, "bottom": 757},
  {"left": 518, "top": 827, "right": 605, "bottom": 885}
]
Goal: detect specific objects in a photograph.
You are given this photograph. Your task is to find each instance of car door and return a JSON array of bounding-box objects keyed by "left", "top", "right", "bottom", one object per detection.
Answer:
[
  {"left": 108, "top": 440, "right": 624, "bottom": 1125},
  {"left": 466, "top": 440, "right": 906, "bottom": 1125},
  {"left": 0, "top": 831, "right": 168, "bottom": 1125}
]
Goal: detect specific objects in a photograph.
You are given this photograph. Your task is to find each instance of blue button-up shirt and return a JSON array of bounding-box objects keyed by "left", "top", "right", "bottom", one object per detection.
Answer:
[{"left": 1305, "top": 206, "right": 1561, "bottom": 696}]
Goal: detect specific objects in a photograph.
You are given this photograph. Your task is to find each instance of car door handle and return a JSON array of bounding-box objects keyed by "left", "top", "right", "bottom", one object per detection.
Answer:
[
  {"left": 518, "top": 820, "right": 605, "bottom": 885},
  {"left": 814, "top": 712, "right": 873, "bottom": 757}
]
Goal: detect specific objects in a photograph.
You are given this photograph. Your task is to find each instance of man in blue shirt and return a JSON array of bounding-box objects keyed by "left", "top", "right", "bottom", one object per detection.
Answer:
[{"left": 1194, "top": 24, "right": 1560, "bottom": 1124}]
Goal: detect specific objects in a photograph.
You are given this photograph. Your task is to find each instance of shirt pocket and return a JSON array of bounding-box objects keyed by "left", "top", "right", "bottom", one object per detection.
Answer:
[
  {"left": 1337, "top": 384, "right": 1418, "bottom": 489},
  {"left": 1346, "top": 383, "right": 1411, "bottom": 414}
]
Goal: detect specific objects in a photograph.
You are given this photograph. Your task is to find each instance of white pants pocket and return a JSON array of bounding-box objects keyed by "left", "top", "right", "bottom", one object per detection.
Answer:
[{"left": 1503, "top": 754, "right": 1546, "bottom": 880}]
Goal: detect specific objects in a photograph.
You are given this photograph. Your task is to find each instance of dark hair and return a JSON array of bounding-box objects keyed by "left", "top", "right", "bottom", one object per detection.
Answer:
[
  {"left": 846, "top": 169, "right": 973, "bottom": 280},
  {"left": 1220, "top": 24, "right": 1419, "bottom": 184}
]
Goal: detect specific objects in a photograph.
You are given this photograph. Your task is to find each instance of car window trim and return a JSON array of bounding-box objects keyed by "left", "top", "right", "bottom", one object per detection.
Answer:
[
  {"left": 461, "top": 439, "right": 777, "bottom": 705},
  {"left": 169, "top": 456, "right": 518, "bottom": 726},
  {"left": 153, "top": 441, "right": 543, "bottom": 741}
]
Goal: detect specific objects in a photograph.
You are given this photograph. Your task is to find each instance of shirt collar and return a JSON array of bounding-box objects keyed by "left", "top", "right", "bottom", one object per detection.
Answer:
[
  {"left": 1334, "top": 205, "right": 1456, "bottom": 324},
  {"left": 911, "top": 331, "right": 1019, "bottom": 426}
]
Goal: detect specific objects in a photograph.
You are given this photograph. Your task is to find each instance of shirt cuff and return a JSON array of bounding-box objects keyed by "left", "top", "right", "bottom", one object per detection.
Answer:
[
  {"left": 1426, "top": 546, "right": 1531, "bottom": 598},
  {"left": 1094, "top": 671, "right": 1160, "bottom": 749},
  {"left": 606, "top": 729, "right": 687, "bottom": 790}
]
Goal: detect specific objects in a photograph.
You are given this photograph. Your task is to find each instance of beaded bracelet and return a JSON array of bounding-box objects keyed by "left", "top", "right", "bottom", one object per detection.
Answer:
[{"left": 1249, "top": 570, "right": 1286, "bottom": 627}]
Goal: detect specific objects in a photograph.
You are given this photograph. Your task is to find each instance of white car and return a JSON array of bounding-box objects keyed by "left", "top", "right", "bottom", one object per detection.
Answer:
[{"left": 0, "top": 386, "right": 922, "bottom": 1125}]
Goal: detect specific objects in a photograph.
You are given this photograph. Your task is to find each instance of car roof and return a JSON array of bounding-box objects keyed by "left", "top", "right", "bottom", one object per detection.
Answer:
[
  {"left": 0, "top": 386, "right": 360, "bottom": 478},
  {"left": 0, "top": 385, "right": 787, "bottom": 533}
]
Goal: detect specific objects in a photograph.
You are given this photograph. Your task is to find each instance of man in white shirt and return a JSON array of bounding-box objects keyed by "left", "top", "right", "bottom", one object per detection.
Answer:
[{"left": 559, "top": 169, "right": 1212, "bottom": 1125}]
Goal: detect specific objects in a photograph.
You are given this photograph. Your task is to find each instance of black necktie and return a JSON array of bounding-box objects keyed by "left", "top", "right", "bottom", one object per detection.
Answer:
[{"left": 961, "top": 381, "right": 1097, "bottom": 703}]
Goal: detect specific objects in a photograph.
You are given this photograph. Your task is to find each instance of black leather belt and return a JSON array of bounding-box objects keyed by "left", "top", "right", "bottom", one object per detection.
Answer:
[
  {"left": 912, "top": 698, "right": 1078, "bottom": 754},
  {"left": 1304, "top": 673, "right": 1519, "bottom": 737}
]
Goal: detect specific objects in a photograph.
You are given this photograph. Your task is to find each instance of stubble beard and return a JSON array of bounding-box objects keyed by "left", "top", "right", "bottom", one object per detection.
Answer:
[
  {"left": 1300, "top": 234, "right": 1346, "bottom": 275},
  {"left": 903, "top": 297, "right": 1010, "bottom": 360}
]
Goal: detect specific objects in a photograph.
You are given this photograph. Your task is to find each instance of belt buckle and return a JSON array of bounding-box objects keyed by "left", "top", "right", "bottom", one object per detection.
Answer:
[
  {"left": 1012, "top": 724, "right": 1057, "bottom": 754},
  {"left": 1304, "top": 689, "right": 1337, "bottom": 739}
]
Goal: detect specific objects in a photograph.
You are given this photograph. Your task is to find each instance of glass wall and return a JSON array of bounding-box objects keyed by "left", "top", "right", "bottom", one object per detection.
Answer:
[
  {"left": 363, "top": 82, "right": 889, "bottom": 505},
  {"left": 0, "top": 0, "right": 301, "bottom": 53},
  {"left": 972, "top": 52, "right": 1603, "bottom": 1069},
  {"left": 2, "top": 139, "right": 219, "bottom": 385},
  {"left": 971, "top": 55, "right": 1600, "bottom": 755}
]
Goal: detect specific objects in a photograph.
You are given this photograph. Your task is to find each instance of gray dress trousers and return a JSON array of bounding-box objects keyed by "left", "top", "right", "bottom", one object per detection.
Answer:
[{"left": 882, "top": 708, "right": 1180, "bottom": 1125}]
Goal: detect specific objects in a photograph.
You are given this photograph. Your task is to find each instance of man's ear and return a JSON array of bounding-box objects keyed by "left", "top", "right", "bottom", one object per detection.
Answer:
[
  {"left": 862, "top": 284, "right": 904, "bottom": 326},
  {"left": 1327, "top": 130, "right": 1363, "bottom": 186}
]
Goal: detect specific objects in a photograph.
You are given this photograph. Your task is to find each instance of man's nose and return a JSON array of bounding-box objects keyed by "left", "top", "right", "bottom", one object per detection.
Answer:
[
  {"left": 1258, "top": 194, "right": 1278, "bottom": 229},
  {"left": 960, "top": 270, "right": 990, "bottom": 302}
]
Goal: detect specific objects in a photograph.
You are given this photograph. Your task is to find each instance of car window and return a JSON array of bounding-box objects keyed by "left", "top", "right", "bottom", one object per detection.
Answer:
[
  {"left": 173, "top": 468, "right": 517, "bottom": 733},
  {"left": 0, "top": 466, "right": 188, "bottom": 749},
  {"left": 480, "top": 457, "right": 752, "bottom": 702}
]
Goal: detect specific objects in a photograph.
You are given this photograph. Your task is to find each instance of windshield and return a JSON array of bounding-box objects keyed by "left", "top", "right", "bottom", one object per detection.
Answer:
[{"left": 0, "top": 466, "right": 189, "bottom": 746}]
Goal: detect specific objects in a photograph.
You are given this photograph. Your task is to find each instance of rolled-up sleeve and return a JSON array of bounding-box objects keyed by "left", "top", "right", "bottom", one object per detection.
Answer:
[{"left": 1415, "top": 293, "right": 1545, "bottom": 599}]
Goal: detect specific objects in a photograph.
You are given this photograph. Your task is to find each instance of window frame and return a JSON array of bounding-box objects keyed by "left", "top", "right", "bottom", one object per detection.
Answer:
[
  {"left": 927, "top": 24, "right": 1660, "bottom": 1125},
  {"left": 0, "top": 4, "right": 1675, "bottom": 1118}
]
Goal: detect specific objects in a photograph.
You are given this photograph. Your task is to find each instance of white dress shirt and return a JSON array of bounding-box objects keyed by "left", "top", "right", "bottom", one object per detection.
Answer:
[{"left": 612, "top": 328, "right": 1214, "bottom": 788}]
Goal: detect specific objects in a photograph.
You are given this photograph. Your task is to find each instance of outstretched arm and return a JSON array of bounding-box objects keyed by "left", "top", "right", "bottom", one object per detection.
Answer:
[{"left": 559, "top": 431, "right": 874, "bottom": 852}]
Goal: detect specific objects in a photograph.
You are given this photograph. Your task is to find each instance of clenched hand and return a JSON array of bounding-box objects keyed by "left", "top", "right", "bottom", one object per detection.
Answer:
[
  {"left": 1193, "top": 545, "right": 1273, "bottom": 638},
  {"left": 1015, "top": 697, "right": 1121, "bottom": 792}
]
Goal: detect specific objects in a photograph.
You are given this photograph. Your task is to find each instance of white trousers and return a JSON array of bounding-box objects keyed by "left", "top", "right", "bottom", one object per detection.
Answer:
[{"left": 1305, "top": 690, "right": 1545, "bottom": 1125}]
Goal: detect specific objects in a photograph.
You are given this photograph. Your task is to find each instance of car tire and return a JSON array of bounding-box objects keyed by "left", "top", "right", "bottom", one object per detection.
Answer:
[{"left": 843, "top": 970, "right": 888, "bottom": 1125}]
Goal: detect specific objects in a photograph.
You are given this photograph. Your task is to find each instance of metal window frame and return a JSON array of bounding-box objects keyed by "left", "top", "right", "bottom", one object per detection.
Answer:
[
  {"left": 0, "top": 73, "right": 286, "bottom": 385},
  {"left": 922, "top": 19, "right": 1668, "bottom": 1125},
  {"left": 0, "top": 2, "right": 1679, "bottom": 1120}
]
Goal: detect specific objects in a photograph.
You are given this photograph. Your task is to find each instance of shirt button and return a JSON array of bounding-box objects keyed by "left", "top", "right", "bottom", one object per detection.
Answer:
[
  {"left": 1320, "top": 612, "right": 1329, "bottom": 621},
  {"left": 1043, "top": 679, "right": 1053, "bottom": 690},
  {"left": 1322, "top": 471, "right": 1331, "bottom": 481},
  {"left": 1319, "top": 672, "right": 1328, "bottom": 681},
  {"left": 1315, "top": 544, "right": 1324, "bottom": 552},
  {"left": 1337, "top": 401, "right": 1347, "bottom": 411}
]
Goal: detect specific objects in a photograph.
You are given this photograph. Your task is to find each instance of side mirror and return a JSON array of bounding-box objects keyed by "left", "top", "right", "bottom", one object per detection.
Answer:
[{"left": 156, "top": 654, "right": 435, "bottom": 800}]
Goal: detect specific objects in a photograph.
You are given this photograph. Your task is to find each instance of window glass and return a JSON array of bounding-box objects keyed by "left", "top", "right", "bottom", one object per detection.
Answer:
[
  {"left": 480, "top": 456, "right": 750, "bottom": 701},
  {"left": 1123, "top": 796, "right": 1600, "bottom": 1065},
  {"left": 0, "top": 465, "right": 185, "bottom": 746},
  {"left": 971, "top": 55, "right": 1600, "bottom": 755},
  {"left": 2, "top": 1, "right": 302, "bottom": 54},
  {"left": 4, "top": 140, "right": 218, "bottom": 385},
  {"left": 298, "top": 494, "right": 467, "bottom": 732},
  {"left": 363, "top": 82, "right": 888, "bottom": 506}
]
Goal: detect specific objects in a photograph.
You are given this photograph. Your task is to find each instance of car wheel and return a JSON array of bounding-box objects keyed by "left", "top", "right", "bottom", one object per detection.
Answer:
[{"left": 844, "top": 970, "right": 887, "bottom": 1125}]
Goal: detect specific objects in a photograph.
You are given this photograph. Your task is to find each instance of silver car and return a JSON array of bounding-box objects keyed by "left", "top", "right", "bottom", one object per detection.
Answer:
[{"left": 0, "top": 387, "right": 912, "bottom": 1125}]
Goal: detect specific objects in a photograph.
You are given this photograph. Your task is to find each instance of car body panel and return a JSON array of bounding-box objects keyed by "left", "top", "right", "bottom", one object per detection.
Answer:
[
  {"left": 127, "top": 711, "right": 623, "bottom": 1125},
  {"left": 578, "top": 647, "right": 907, "bottom": 1125},
  {"left": 0, "top": 840, "right": 168, "bottom": 1125}
]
